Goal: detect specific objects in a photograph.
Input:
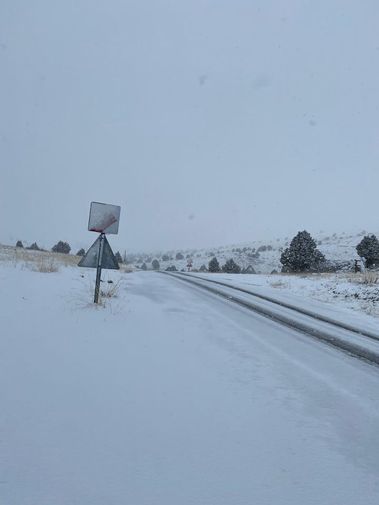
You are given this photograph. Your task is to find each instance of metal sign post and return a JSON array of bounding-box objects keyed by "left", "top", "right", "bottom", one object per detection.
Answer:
[
  {"left": 94, "top": 233, "right": 105, "bottom": 304},
  {"left": 78, "top": 202, "right": 122, "bottom": 304}
]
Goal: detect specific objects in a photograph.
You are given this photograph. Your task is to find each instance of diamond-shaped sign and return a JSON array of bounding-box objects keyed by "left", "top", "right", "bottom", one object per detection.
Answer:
[{"left": 78, "top": 235, "right": 119, "bottom": 270}]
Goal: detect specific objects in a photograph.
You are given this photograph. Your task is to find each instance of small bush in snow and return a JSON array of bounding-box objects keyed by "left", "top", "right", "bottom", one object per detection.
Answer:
[
  {"left": 166, "top": 265, "right": 177, "bottom": 271},
  {"left": 99, "top": 280, "right": 122, "bottom": 300}
]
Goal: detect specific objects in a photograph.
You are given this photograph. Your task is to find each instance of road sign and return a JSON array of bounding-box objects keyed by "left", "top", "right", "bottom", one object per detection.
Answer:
[
  {"left": 78, "top": 235, "right": 119, "bottom": 270},
  {"left": 88, "top": 201, "right": 121, "bottom": 235},
  {"left": 79, "top": 201, "right": 122, "bottom": 303},
  {"left": 78, "top": 233, "right": 120, "bottom": 303}
]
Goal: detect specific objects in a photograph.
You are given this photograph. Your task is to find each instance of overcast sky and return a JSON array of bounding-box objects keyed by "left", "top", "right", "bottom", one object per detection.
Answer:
[{"left": 1, "top": 1, "right": 379, "bottom": 252}]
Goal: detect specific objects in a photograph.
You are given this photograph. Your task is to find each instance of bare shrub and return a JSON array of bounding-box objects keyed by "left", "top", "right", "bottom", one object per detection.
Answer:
[{"left": 100, "top": 280, "right": 122, "bottom": 299}]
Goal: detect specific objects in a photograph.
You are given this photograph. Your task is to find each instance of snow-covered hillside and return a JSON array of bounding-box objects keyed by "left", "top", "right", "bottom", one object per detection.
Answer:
[{"left": 130, "top": 229, "right": 379, "bottom": 274}]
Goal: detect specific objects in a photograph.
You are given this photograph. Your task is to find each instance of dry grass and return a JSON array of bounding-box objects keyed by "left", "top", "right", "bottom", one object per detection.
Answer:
[
  {"left": 351, "top": 270, "right": 379, "bottom": 284},
  {"left": 0, "top": 245, "right": 81, "bottom": 271},
  {"left": 32, "top": 256, "right": 59, "bottom": 273},
  {"left": 347, "top": 271, "right": 379, "bottom": 285},
  {"left": 362, "top": 271, "right": 379, "bottom": 284},
  {"left": 100, "top": 279, "right": 122, "bottom": 299}
]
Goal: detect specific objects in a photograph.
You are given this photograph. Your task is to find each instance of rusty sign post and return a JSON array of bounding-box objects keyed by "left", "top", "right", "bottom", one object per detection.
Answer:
[{"left": 78, "top": 202, "right": 121, "bottom": 303}]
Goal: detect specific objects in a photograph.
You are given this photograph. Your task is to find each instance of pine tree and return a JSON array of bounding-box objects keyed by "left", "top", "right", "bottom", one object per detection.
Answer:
[
  {"left": 222, "top": 258, "right": 241, "bottom": 273},
  {"left": 115, "top": 251, "right": 123, "bottom": 264},
  {"left": 76, "top": 248, "right": 85, "bottom": 256},
  {"left": 16, "top": 240, "right": 23, "bottom": 248},
  {"left": 208, "top": 257, "right": 221, "bottom": 273},
  {"left": 356, "top": 234, "right": 379, "bottom": 268},
  {"left": 280, "top": 230, "right": 325, "bottom": 272},
  {"left": 141, "top": 262, "right": 147, "bottom": 270},
  {"left": 28, "top": 242, "right": 40, "bottom": 251},
  {"left": 152, "top": 259, "right": 160, "bottom": 270},
  {"left": 166, "top": 265, "right": 177, "bottom": 271},
  {"left": 52, "top": 241, "right": 71, "bottom": 254}
]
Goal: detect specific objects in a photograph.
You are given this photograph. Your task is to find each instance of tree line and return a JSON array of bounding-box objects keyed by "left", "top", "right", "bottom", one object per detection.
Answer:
[
  {"left": 15, "top": 240, "right": 124, "bottom": 264},
  {"left": 204, "top": 231, "right": 379, "bottom": 274},
  {"left": 15, "top": 231, "right": 379, "bottom": 274}
]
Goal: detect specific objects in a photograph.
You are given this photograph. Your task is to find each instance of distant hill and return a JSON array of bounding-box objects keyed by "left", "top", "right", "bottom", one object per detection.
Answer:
[{"left": 129, "top": 230, "right": 378, "bottom": 273}]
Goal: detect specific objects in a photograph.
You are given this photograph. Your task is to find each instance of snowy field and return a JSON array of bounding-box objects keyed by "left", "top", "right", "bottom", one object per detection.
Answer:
[{"left": 1, "top": 256, "right": 379, "bottom": 504}]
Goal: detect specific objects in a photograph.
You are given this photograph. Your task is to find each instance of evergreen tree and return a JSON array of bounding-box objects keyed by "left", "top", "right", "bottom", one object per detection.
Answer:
[
  {"left": 76, "top": 248, "right": 85, "bottom": 256},
  {"left": 152, "top": 259, "right": 160, "bottom": 270},
  {"left": 52, "top": 241, "right": 71, "bottom": 254},
  {"left": 115, "top": 251, "right": 123, "bottom": 264},
  {"left": 16, "top": 240, "right": 23, "bottom": 248},
  {"left": 280, "top": 230, "right": 325, "bottom": 272},
  {"left": 199, "top": 264, "right": 207, "bottom": 272},
  {"left": 176, "top": 252, "right": 184, "bottom": 260},
  {"left": 141, "top": 262, "right": 147, "bottom": 270},
  {"left": 208, "top": 257, "right": 221, "bottom": 273},
  {"left": 166, "top": 265, "right": 177, "bottom": 271},
  {"left": 356, "top": 234, "right": 379, "bottom": 268},
  {"left": 222, "top": 258, "right": 241, "bottom": 273},
  {"left": 28, "top": 242, "right": 40, "bottom": 251},
  {"left": 242, "top": 265, "right": 256, "bottom": 274}
]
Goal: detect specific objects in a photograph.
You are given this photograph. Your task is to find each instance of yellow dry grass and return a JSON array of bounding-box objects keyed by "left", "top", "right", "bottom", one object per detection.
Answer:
[{"left": 0, "top": 244, "right": 80, "bottom": 272}]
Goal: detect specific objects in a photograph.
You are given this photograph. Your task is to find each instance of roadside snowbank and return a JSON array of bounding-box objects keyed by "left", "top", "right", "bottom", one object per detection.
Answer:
[{"left": 190, "top": 272, "right": 379, "bottom": 328}]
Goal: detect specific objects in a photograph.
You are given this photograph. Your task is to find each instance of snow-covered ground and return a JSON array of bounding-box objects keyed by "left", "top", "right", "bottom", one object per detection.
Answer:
[
  {"left": 1, "top": 257, "right": 379, "bottom": 504},
  {"left": 189, "top": 271, "right": 379, "bottom": 323}
]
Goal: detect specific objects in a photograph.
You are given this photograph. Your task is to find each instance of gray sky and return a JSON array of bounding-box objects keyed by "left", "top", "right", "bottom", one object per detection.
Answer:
[{"left": 1, "top": 0, "right": 379, "bottom": 252}]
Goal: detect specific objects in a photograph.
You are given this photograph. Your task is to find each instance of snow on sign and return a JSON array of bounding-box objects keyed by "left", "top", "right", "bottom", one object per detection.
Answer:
[{"left": 88, "top": 201, "right": 121, "bottom": 235}]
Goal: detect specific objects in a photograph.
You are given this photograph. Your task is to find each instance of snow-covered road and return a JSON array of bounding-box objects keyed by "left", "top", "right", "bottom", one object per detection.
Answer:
[{"left": 1, "top": 268, "right": 379, "bottom": 504}]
